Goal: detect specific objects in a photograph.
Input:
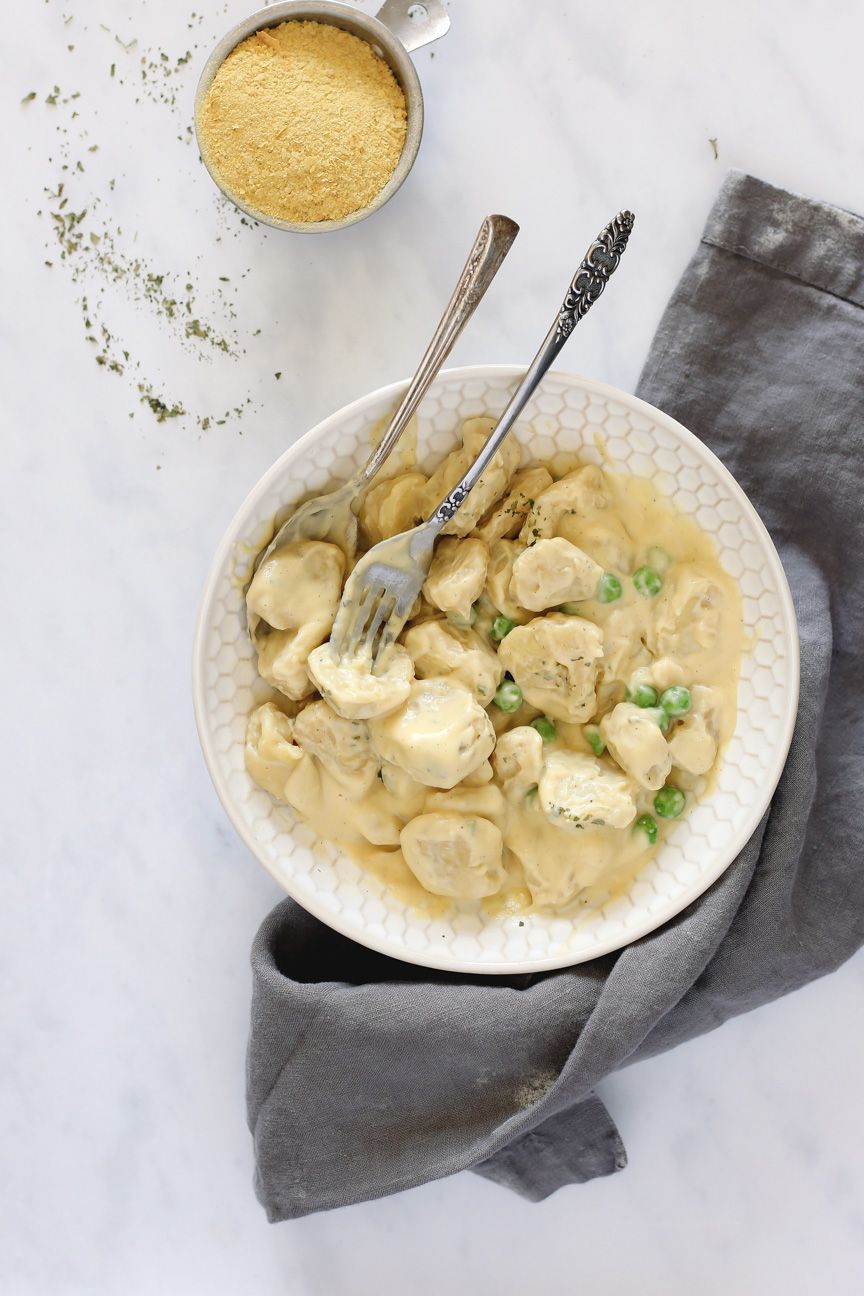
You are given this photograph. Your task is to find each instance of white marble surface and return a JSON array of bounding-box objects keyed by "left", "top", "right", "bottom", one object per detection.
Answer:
[{"left": 4, "top": 0, "right": 864, "bottom": 1291}]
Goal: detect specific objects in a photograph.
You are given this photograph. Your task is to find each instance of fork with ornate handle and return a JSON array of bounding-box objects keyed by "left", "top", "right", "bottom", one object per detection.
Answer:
[{"left": 329, "top": 209, "right": 635, "bottom": 672}]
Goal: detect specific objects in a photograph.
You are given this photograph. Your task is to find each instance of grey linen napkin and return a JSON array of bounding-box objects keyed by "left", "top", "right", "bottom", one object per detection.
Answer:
[{"left": 246, "top": 170, "right": 864, "bottom": 1219}]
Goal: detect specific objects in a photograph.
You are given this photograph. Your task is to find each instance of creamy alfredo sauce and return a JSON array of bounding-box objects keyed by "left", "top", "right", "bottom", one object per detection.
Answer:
[{"left": 243, "top": 416, "right": 744, "bottom": 916}]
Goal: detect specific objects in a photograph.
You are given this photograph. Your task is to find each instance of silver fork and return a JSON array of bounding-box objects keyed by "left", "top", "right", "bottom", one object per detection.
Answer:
[
  {"left": 251, "top": 214, "right": 519, "bottom": 573},
  {"left": 330, "top": 210, "right": 636, "bottom": 672}
]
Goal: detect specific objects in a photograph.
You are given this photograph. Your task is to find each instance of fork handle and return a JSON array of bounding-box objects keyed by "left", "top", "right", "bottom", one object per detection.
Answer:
[
  {"left": 360, "top": 213, "right": 520, "bottom": 484},
  {"left": 427, "top": 210, "right": 635, "bottom": 532}
]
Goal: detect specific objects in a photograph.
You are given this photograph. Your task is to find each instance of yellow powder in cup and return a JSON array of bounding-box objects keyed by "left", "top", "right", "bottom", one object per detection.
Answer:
[{"left": 198, "top": 20, "right": 408, "bottom": 224}]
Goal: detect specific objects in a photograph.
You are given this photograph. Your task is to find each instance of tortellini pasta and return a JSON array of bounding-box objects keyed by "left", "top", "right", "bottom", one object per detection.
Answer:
[
  {"left": 306, "top": 642, "right": 414, "bottom": 720},
  {"left": 369, "top": 679, "right": 496, "bottom": 789},
  {"left": 423, "top": 416, "right": 521, "bottom": 537},
  {"left": 292, "top": 701, "right": 380, "bottom": 798},
  {"left": 257, "top": 623, "right": 331, "bottom": 701},
  {"left": 667, "top": 684, "right": 724, "bottom": 775},
  {"left": 538, "top": 751, "right": 636, "bottom": 830},
  {"left": 244, "top": 702, "right": 304, "bottom": 800},
  {"left": 423, "top": 536, "right": 489, "bottom": 621},
  {"left": 485, "top": 539, "right": 532, "bottom": 624},
  {"left": 519, "top": 464, "right": 610, "bottom": 542},
  {"left": 359, "top": 472, "right": 429, "bottom": 548},
  {"left": 473, "top": 466, "right": 553, "bottom": 544},
  {"left": 492, "top": 725, "right": 544, "bottom": 803},
  {"left": 599, "top": 702, "right": 672, "bottom": 791},
  {"left": 510, "top": 537, "right": 603, "bottom": 611},
  {"left": 403, "top": 620, "right": 503, "bottom": 704},
  {"left": 248, "top": 540, "right": 345, "bottom": 699},
  {"left": 667, "top": 714, "right": 717, "bottom": 776},
  {"left": 648, "top": 563, "right": 726, "bottom": 659},
  {"left": 400, "top": 813, "right": 506, "bottom": 899},
  {"left": 246, "top": 540, "right": 345, "bottom": 631},
  {"left": 498, "top": 613, "right": 605, "bottom": 722}
]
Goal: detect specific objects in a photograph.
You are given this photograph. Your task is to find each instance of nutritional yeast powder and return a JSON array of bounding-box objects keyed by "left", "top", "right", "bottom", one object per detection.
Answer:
[{"left": 198, "top": 21, "right": 408, "bottom": 224}]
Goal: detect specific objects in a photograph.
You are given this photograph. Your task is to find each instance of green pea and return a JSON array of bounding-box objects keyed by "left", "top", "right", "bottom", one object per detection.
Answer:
[
  {"left": 494, "top": 679, "right": 523, "bottom": 713},
  {"left": 645, "top": 545, "right": 672, "bottom": 574},
  {"left": 524, "top": 785, "right": 538, "bottom": 806},
  {"left": 626, "top": 683, "right": 658, "bottom": 708},
  {"left": 595, "top": 572, "right": 622, "bottom": 603},
  {"left": 491, "top": 615, "right": 516, "bottom": 642},
  {"left": 446, "top": 602, "right": 479, "bottom": 630},
  {"left": 531, "top": 716, "right": 557, "bottom": 743},
  {"left": 654, "top": 786, "right": 686, "bottom": 819},
  {"left": 633, "top": 566, "right": 663, "bottom": 598},
  {"left": 633, "top": 813, "right": 659, "bottom": 845},
  {"left": 643, "top": 706, "right": 670, "bottom": 733},
  {"left": 583, "top": 724, "right": 606, "bottom": 756},
  {"left": 559, "top": 602, "right": 582, "bottom": 616},
  {"left": 660, "top": 685, "right": 691, "bottom": 717}
]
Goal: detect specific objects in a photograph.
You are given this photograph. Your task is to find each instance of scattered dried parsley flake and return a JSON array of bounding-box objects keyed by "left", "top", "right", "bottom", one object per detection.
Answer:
[
  {"left": 28, "top": 28, "right": 265, "bottom": 430},
  {"left": 197, "top": 20, "right": 407, "bottom": 223},
  {"left": 138, "top": 383, "right": 185, "bottom": 422}
]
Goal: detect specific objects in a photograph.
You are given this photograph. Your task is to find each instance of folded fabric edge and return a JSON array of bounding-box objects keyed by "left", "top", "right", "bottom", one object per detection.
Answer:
[
  {"left": 471, "top": 1092, "right": 627, "bottom": 1202},
  {"left": 702, "top": 169, "right": 864, "bottom": 309}
]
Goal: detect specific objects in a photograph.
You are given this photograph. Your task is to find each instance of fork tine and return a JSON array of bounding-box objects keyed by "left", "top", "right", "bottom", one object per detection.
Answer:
[
  {"left": 344, "top": 582, "right": 381, "bottom": 658},
  {"left": 362, "top": 591, "right": 397, "bottom": 659},
  {"left": 373, "top": 600, "right": 410, "bottom": 674},
  {"left": 330, "top": 578, "right": 367, "bottom": 657}
]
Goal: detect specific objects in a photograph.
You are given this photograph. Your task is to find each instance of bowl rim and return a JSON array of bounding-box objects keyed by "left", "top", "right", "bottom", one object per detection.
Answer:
[
  {"left": 193, "top": 0, "right": 424, "bottom": 234},
  {"left": 192, "top": 364, "right": 801, "bottom": 973}
]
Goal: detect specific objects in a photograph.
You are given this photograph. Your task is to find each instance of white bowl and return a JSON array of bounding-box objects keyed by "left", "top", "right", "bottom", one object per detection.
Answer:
[{"left": 192, "top": 366, "right": 799, "bottom": 974}]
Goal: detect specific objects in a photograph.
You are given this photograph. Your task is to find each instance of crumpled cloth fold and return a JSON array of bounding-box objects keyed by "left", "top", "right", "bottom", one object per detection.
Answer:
[{"left": 246, "top": 171, "right": 864, "bottom": 1219}]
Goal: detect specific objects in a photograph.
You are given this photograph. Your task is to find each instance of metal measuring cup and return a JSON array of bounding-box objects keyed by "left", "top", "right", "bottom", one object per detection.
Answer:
[{"left": 193, "top": 0, "right": 450, "bottom": 233}]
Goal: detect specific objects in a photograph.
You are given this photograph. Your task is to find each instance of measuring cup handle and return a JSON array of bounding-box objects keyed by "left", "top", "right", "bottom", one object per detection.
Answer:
[{"left": 375, "top": 0, "right": 451, "bottom": 52}]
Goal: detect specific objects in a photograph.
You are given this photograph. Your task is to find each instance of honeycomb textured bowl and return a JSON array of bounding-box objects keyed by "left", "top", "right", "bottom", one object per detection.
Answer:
[{"left": 193, "top": 366, "right": 799, "bottom": 973}]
